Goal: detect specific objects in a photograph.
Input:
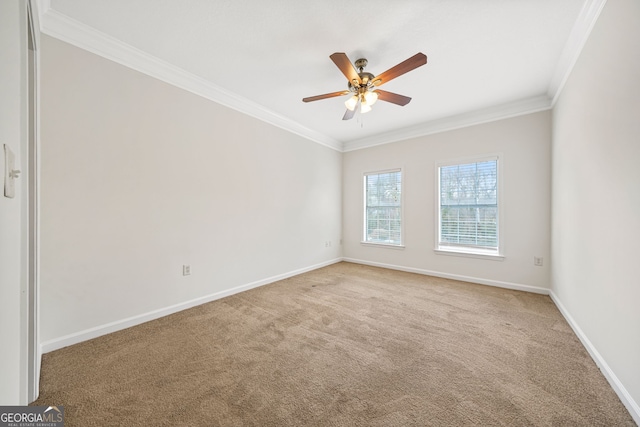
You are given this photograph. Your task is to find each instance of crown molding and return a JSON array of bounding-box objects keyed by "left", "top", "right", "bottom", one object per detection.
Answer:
[
  {"left": 342, "top": 95, "right": 552, "bottom": 152},
  {"left": 33, "top": 0, "right": 49, "bottom": 22},
  {"left": 548, "top": 0, "right": 607, "bottom": 105},
  {"left": 38, "top": 7, "right": 343, "bottom": 152}
]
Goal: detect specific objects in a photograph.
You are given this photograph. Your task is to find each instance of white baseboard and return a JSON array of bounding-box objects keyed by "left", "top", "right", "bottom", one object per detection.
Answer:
[
  {"left": 342, "top": 257, "right": 550, "bottom": 295},
  {"left": 40, "top": 258, "right": 342, "bottom": 354},
  {"left": 549, "top": 291, "right": 640, "bottom": 425}
]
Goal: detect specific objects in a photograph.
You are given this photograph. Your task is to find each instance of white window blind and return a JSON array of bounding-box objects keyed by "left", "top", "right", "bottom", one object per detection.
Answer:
[
  {"left": 438, "top": 159, "right": 498, "bottom": 252},
  {"left": 364, "top": 170, "right": 402, "bottom": 245}
]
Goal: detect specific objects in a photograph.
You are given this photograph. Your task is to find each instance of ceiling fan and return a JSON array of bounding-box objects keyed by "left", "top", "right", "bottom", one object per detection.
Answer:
[{"left": 302, "top": 52, "right": 427, "bottom": 120}]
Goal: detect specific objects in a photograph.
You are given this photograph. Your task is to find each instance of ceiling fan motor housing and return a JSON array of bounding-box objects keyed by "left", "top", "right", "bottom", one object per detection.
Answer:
[
  {"left": 348, "top": 58, "right": 376, "bottom": 92},
  {"left": 348, "top": 73, "right": 375, "bottom": 92}
]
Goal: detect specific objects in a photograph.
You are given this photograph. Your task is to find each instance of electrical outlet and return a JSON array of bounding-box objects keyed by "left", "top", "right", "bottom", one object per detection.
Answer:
[
  {"left": 534, "top": 257, "right": 543, "bottom": 267},
  {"left": 182, "top": 265, "right": 191, "bottom": 276}
]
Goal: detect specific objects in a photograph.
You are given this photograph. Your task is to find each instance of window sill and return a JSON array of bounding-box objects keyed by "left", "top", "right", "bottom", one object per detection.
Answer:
[
  {"left": 434, "top": 247, "right": 504, "bottom": 261},
  {"left": 361, "top": 241, "right": 405, "bottom": 250}
]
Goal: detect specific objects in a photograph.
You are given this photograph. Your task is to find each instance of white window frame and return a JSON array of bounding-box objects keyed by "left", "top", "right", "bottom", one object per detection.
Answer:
[
  {"left": 435, "top": 155, "right": 504, "bottom": 260},
  {"left": 362, "top": 168, "right": 404, "bottom": 248}
]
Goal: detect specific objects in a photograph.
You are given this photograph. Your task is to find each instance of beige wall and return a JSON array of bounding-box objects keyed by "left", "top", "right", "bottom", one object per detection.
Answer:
[
  {"left": 551, "top": 0, "right": 640, "bottom": 417},
  {"left": 39, "top": 36, "right": 342, "bottom": 347},
  {"left": 343, "top": 111, "right": 551, "bottom": 291}
]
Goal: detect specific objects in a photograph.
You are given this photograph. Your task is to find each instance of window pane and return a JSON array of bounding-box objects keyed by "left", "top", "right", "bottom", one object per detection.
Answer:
[
  {"left": 439, "top": 160, "right": 498, "bottom": 250},
  {"left": 365, "top": 171, "right": 402, "bottom": 245}
]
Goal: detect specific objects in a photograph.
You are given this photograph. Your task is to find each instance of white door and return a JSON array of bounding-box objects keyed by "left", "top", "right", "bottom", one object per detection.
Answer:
[{"left": 0, "top": 0, "right": 40, "bottom": 405}]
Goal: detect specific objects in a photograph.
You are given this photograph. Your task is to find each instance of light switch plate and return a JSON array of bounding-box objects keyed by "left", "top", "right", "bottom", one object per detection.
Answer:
[{"left": 4, "top": 144, "right": 16, "bottom": 199}]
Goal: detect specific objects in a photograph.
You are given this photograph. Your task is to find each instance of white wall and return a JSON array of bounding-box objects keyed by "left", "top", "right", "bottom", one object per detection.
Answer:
[
  {"left": 343, "top": 111, "right": 551, "bottom": 291},
  {"left": 551, "top": 0, "right": 640, "bottom": 418},
  {"left": 0, "top": 0, "right": 28, "bottom": 405},
  {"left": 39, "top": 36, "right": 342, "bottom": 346}
]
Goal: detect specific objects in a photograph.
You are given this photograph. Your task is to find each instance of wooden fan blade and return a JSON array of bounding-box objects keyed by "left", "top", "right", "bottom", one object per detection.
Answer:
[
  {"left": 373, "top": 53, "right": 427, "bottom": 87},
  {"left": 342, "top": 107, "right": 356, "bottom": 121},
  {"left": 375, "top": 89, "right": 412, "bottom": 106},
  {"left": 342, "top": 98, "right": 360, "bottom": 120},
  {"left": 330, "top": 52, "right": 361, "bottom": 86},
  {"left": 303, "top": 90, "right": 350, "bottom": 103}
]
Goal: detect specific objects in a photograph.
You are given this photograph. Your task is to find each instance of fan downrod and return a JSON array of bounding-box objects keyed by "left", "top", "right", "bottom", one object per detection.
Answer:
[{"left": 354, "top": 58, "right": 368, "bottom": 72}]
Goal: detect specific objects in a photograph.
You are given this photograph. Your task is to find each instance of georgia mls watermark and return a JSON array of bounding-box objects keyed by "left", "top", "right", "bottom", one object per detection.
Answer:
[{"left": 0, "top": 406, "right": 64, "bottom": 427}]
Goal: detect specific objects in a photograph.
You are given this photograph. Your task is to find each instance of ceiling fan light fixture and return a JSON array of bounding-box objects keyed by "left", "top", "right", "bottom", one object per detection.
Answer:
[
  {"left": 345, "top": 95, "right": 359, "bottom": 111},
  {"left": 364, "top": 91, "right": 378, "bottom": 106},
  {"left": 360, "top": 102, "right": 372, "bottom": 114}
]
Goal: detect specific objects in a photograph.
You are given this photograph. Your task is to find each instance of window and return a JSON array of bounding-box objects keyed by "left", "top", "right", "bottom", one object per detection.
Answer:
[
  {"left": 364, "top": 169, "right": 402, "bottom": 246},
  {"left": 437, "top": 157, "right": 501, "bottom": 257}
]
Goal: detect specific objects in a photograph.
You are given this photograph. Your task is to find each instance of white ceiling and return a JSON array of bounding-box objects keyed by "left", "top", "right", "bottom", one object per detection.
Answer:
[{"left": 38, "top": 0, "right": 601, "bottom": 151}]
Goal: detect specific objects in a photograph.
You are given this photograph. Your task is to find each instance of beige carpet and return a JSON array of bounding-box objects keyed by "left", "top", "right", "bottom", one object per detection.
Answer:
[{"left": 34, "top": 262, "right": 635, "bottom": 426}]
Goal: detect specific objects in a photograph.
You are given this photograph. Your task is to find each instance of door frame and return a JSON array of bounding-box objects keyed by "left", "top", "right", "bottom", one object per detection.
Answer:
[{"left": 25, "top": 0, "right": 41, "bottom": 403}]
